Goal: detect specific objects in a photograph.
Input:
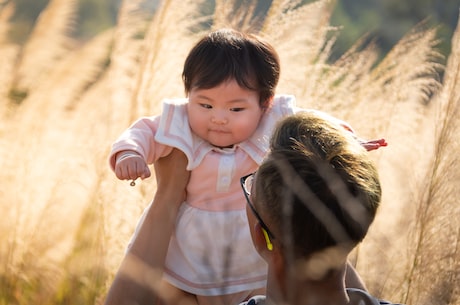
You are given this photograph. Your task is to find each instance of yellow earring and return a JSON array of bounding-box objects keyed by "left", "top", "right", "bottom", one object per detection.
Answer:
[{"left": 262, "top": 228, "right": 273, "bottom": 251}]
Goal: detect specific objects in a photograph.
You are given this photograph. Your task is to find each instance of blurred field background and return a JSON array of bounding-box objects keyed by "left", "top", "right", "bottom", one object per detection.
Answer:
[{"left": 0, "top": 0, "right": 459, "bottom": 304}]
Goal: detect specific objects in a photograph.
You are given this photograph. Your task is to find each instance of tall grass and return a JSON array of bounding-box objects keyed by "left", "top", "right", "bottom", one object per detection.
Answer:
[
  {"left": 401, "top": 18, "right": 460, "bottom": 305},
  {"left": 0, "top": 0, "right": 458, "bottom": 304}
]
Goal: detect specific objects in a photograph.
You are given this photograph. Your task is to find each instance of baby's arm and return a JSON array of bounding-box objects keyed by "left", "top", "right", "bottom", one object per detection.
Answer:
[{"left": 110, "top": 116, "right": 170, "bottom": 183}]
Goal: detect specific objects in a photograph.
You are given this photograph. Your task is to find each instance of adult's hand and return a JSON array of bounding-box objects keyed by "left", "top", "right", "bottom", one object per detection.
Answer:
[{"left": 104, "top": 149, "right": 190, "bottom": 305}]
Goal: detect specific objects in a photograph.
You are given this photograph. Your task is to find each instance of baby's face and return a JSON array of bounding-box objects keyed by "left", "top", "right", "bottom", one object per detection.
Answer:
[{"left": 187, "top": 79, "right": 265, "bottom": 148}]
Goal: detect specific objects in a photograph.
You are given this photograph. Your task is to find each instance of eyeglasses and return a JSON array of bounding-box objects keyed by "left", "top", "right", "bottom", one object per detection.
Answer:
[{"left": 240, "top": 172, "right": 275, "bottom": 250}]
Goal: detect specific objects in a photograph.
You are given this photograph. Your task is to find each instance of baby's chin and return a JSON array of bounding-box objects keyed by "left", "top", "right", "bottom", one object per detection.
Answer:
[
  {"left": 211, "top": 143, "right": 235, "bottom": 149},
  {"left": 207, "top": 136, "right": 235, "bottom": 149}
]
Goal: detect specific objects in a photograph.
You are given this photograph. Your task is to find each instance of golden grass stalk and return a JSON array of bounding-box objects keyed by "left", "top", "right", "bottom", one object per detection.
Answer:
[
  {"left": 12, "top": 0, "right": 78, "bottom": 94},
  {"left": 10, "top": 29, "right": 112, "bottom": 141},
  {"left": 100, "top": 0, "right": 214, "bottom": 280},
  {"left": 0, "top": 2, "right": 18, "bottom": 110},
  {"left": 401, "top": 16, "right": 460, "bottom": 305},
  {"left": 213, "top": 0, "right": 259, "bottom": 32},
  {"left": 0, "top": 0, "right": 14, "bottom": 43},
  {"left": 1, "top": 0, "right": 459, "bottom": 303},
  {"left": 263, "top": 0, "right": 338, "bottom": 101},
  {"left": 106, "top": 0, "right": 150, "bottom": 134},
  {"left": 71, "top": 70, "right": 159, "bottom": 288},
  {"left": 326, "top": 23, "right": 445, "bottom": 303},
  {"left": 131, "top": 0, "right": 208, "bottom": 119},
  {"left": 307, "top": 21, "right": 440, "bottom": 128},
  {"left": 0, "top": 29, "right": 114, "bottom": 304}
]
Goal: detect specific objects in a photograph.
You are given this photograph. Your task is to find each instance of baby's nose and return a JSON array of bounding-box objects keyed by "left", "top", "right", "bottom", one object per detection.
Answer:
[{"left": 211, "top": 112, "right": 228, "bottom": 124}]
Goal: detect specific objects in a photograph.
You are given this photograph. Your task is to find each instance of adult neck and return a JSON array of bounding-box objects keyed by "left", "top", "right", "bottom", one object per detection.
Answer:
[{"left": 266, "top": 262, "right": 350, "bottom": 305}]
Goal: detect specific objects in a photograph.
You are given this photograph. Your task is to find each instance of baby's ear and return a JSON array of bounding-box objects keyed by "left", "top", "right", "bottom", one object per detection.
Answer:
[{"left": 262, "top": 96, "right": 274, "bottom": 110}]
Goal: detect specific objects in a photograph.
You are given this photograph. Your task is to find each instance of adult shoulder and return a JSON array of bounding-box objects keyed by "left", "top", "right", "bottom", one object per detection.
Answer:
[
  {"left": 239, "top": 295, "right": 266, "bottom": 305},
  {"left": 347, "top": 288, "right": 404, "bottom": 305}
]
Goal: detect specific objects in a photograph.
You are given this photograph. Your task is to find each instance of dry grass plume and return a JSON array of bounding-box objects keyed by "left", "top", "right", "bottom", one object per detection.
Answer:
[{"left": 0, "top": 0, "right": 458, "bottom": 304}]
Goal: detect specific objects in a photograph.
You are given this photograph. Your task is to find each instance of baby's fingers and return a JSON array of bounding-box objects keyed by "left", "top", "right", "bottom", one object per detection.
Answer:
[
  {"left": 140, "top": 165, "right": 151, "bottom": 179},
  {"left": 126, "top": 159, "right": 148, "bottom": 180},
  {"left": 128, "top": 165, "right": 151, "bottom": 186},
  {"left": 115, "top": 165, "right": 130, "bottom": 180},
  {"left": 361, "top": 138, "right": 388, "bottom": 151}
]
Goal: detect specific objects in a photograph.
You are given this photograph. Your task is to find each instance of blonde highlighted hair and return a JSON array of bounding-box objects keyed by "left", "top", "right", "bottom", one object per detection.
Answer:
[{"left": 254, "top": 112, "right": 381, "bottom": 259}]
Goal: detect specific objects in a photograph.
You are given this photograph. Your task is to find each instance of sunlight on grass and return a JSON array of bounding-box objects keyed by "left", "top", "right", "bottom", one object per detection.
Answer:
[{"left": 0, "top": 0, "right": 458, "bottom": 304}]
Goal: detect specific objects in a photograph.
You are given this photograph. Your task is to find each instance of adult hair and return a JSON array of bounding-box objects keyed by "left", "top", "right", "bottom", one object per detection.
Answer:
[
  {"left": 182, "top": 28, "right": 280, "bottom": 107},
  {"left": 254, "top": 112, "right": 381, "bottom": 259}
]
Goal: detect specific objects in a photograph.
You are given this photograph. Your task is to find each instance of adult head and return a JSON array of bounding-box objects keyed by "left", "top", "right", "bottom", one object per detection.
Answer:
[{"left": 242, "top": 111, "right": 382, "bottom": 303}]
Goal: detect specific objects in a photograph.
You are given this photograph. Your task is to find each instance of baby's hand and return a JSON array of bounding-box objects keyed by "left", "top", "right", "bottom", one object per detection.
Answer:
[
  {"left": 115, "top": 151, "right": 151, "bottom": 181},
  {"left": 360, "top": 138, "right": 388, "bottom": 151}
]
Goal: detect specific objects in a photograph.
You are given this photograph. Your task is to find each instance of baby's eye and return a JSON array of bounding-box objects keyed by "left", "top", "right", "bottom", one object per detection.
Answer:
[
  {"left": 200, "top": 103, "right": 212, "bottom": 109},
  {"left": 230, "top": 107, "right": 244, "bottom": 112}
]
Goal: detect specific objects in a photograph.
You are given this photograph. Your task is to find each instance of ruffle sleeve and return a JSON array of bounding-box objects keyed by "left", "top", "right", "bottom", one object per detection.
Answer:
[{"left": 154, "top": 98, "right": 214, "bottom": 170}]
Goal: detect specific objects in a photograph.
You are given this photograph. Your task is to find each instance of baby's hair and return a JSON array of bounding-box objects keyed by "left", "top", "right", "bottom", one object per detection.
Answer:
[
  {"left": 182, "top": 28, "right": 280, "bottom": 108},
  {"left": 254, "top": 112, "right": 381, "bottom": 259}
]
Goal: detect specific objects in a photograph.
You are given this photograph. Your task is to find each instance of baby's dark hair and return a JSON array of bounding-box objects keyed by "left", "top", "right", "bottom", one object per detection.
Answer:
[
  {"left": 255, "top": 112, "right": 381, "bottom": 259},
  {"left": 182, "top": 28, "right": 280, "bottom": 107}
]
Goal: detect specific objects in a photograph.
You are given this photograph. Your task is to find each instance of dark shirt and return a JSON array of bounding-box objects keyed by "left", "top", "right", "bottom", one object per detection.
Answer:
[{"left": 239, "top": 288, "right": 403, "bottom": 305}]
